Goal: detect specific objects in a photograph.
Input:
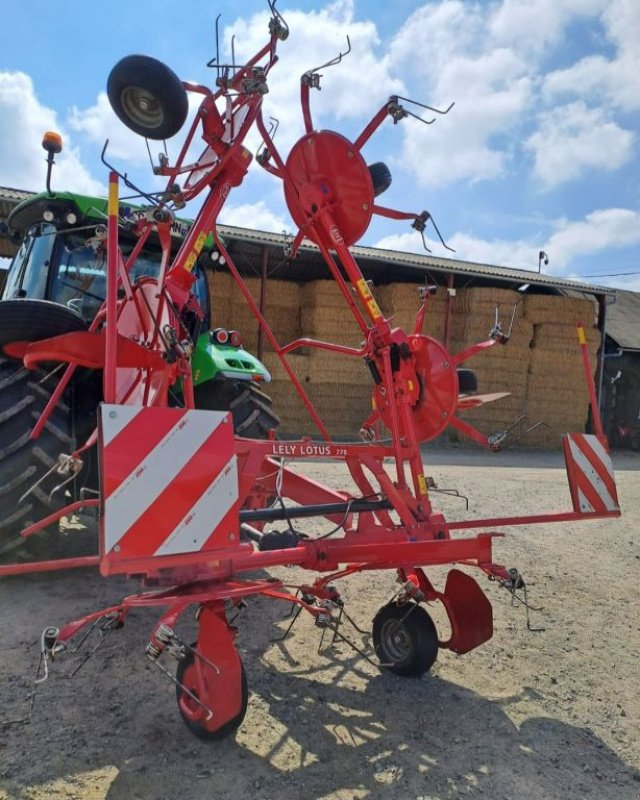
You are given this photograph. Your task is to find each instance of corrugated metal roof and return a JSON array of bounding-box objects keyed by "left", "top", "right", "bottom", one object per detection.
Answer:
[
  {"left": 606, "top": 290, "right": 640, "bottom": 351},
  {"left": 217, "top": 223, "right": 615, "bottom": 296},
  {"left": 0, "top": 187, "right": 616, "bottom": 297},
  {"left": 0, "top": 187, "right": 35, "bottom": 259}
]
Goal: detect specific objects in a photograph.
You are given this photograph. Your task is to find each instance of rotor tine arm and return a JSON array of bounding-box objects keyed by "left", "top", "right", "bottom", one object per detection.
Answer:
[
  {"left": 256, "top": 108, "right": 298, "bottom": 196},
  {"left": 371, "top": 204, "right": 418, "bottom": 222},
  {"left": 354, "top": 98, "right": 399, "bottom": 151},
  {"left": 301, "top": 81, "right": 314, "bottom": 133}
]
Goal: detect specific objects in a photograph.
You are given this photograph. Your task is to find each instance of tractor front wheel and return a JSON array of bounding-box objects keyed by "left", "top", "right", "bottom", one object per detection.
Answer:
[
  {"left": 194, "top": 380, "right": 280, "bottom": 438},
  {"left": 372, "top": 602, "right": 439, "bottom": 677}
]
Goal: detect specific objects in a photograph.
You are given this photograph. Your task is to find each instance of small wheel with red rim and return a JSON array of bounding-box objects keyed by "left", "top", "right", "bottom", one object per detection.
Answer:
[
  {"left": 175, "top": 646, "right": 248, "bottom": 740},
  {"left": 372, "top": 602, "right": 439, "bottom": 677}
]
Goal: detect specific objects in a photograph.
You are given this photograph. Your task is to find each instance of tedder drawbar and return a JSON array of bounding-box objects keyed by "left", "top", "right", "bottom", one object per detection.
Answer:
[{"left": 5, "top": 2, "right": 620, "bottom": 738}]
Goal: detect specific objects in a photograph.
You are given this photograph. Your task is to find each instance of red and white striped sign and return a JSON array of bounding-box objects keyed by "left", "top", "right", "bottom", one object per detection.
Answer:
[
  {"left": 563, "top": 433, "right": 619, "bottom": 514},
  {"left": 99, "top": 405, "right": 239, "bottom": 573}
]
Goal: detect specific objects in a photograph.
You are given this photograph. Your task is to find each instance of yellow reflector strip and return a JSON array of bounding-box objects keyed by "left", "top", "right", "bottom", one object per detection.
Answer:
[{"left": 108, "top": 181, "right": 118, "bottom": 217}]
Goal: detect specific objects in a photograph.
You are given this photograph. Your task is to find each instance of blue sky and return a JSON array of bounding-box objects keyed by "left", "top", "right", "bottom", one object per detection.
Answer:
[{"left": 1, "top": 0, "right": 639, "bottom": 290}]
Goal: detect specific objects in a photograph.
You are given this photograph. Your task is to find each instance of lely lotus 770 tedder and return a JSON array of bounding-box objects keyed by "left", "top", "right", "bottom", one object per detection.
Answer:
[{"left": 3, "top": 1, "right": 619, "bottom": 739}]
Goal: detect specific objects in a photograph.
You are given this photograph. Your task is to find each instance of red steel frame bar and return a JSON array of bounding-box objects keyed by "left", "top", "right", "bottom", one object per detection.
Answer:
[
  {"left": 577, "top": 322, "right": 606, "bottom": 442},
  {"left": 104, "top": 171, "right": 119, "bottom": 403}
]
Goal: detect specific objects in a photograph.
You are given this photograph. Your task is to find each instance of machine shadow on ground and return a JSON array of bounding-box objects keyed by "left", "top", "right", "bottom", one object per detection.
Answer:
[{"left": 1, "top": 566, "right": 638, "bottom": 800}]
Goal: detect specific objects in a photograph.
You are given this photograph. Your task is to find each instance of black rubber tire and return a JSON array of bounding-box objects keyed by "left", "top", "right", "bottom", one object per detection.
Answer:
[
  {"left": 107, "top": 54, "right": 189, "bottom": 140},
  {"left": 193, "top": 380, "right": 280, "bottom": 438},
  {"left": 372, "top": 602, "right": 439, "bottom": 677},
  {"left": 368, "top": 162, "right": 392, "bottom": 198},
  {"left": 0, "top": 299, "right": 87, "bottom": 357},
  {"left": 176, "top": 647, "right": 248, "bottom": 741},
  {"left": 457, "top": 368, "right": 478, "bottom": 395},
  {"left": 0, "top": 355, "right": 99, "bottom": 562}
]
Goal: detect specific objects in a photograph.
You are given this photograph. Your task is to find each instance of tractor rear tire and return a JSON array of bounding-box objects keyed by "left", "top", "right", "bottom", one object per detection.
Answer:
[
  {"left": 0, "top": 356, "right": 98, "bottom": 562},
  {"left": 0, "top": 299, "right": 86, "bottom": 357},
  {"left": 194, "top": 380, "right": 280, "bottom": 439},
  {"left": 107, "top": 54, "right": 189, "bottom": 140}
]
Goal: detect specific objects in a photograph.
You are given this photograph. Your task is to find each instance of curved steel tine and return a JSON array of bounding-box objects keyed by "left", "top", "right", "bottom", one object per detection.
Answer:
[
  {"left": 100, "top": 140, "right": 159, "bottom": 206},
  {"left": 206, "top": 13, "right": 223, "bottom": 70},
  {"left": 255, "top": 116, "right": 280, "bottom": 161},
  {"left": 429, "top": 214, "right": 456, "bottom": 252},
  {"left": 303, "top": 35, "right": 352, "bottom": 81},
  {"left": 397, "top": 96, "right": 455, "bottom": 115},
  {"left": 268, "top": 0, "right": 290, "bottom": 40}
]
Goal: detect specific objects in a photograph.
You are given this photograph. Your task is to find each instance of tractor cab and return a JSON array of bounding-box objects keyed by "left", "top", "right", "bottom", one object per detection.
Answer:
[{"left": 3, "top": 192, "right": 209, "bottom": 326}]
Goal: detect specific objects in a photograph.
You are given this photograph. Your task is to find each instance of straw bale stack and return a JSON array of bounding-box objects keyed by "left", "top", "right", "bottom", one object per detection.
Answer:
[
  {"left": 523, "top": 294, "right": 597, "bottom": 326},
  {"left": 377, "top": 283, "right": 446, "bottom": 338},
  {"left": 524, "top": 321, "right": 601, "bottom": 447},
  {"left": 300, "top": 281, "right": 367, "bottom": 347},
  {"left": 207, "top": 272, "right": 302, "bottom": 352},
  {"left": 452, "top": 287, "right": 521, "bottom": 316},
  {"left": 261, "top": 350, "right": 372, "bottom": 438}
]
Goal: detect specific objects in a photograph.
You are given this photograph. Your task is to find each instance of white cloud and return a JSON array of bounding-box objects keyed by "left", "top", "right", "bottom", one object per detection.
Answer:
[
  {"left": 224, "top": 0, "right": 405, "bottom": 155},
  {"left": 547, "top": 208, "right": 640, "bottom": 267},
  {"left": 219, "top": 200, "right": 288, "bottom": 233},
  {"left": 388, "top": 1, "right": 534, "bottom": 187},
  {"left": 68, "top": 92, "right": 148, "bottom": 166},
  {"left": 0, "top": 71, "right": 102, "bottom": 194},
  {"left": 489, "top": 0, "right": 606, "bottom": 53},
  {"left": 543, "top": 0, "right": 640, "bottom": 111},
  {"left": 524, "top": 101, "right": 634, "bottom": 187},
  {"left": 374, "top": 207, "right": 640, "bottom": 281}
]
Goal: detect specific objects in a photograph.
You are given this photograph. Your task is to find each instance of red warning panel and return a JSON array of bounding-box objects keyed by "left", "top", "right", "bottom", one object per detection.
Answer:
[
  {"left": 563, "top": 433, "right": 619, "bottom": 515},
  {"left": 99, "top": 405, "right": 239, "bottom": 574}
]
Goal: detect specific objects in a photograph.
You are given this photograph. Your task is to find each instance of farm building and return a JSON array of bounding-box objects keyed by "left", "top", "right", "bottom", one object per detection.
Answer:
[{"left": 0, "top": 186, "right": 629, "bottom": 448}]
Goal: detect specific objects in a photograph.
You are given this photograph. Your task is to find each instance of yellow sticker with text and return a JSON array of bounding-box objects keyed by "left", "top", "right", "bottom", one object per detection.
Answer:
[{"left": 418, "top": 473, "right": 428, "bottom": 496}]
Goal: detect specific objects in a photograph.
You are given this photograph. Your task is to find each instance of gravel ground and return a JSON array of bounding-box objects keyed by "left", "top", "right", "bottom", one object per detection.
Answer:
[{"left": 0, "top": 447, "right": 638, "bottom": 800}]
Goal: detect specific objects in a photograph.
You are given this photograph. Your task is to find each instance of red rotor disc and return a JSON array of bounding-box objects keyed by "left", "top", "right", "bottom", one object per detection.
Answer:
[{"left": 284, "top": 130, "right": 374, "bottom": 247}]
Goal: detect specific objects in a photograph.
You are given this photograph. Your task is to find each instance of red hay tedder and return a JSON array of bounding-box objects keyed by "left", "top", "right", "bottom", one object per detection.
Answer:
[{"left": 3, "top": 2, "right": 620, "bottom": 739}]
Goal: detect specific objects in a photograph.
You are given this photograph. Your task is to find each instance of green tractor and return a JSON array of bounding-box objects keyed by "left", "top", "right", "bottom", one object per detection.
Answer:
[{"left": 0, "top": 184, "right": 278, "bottom": 562}]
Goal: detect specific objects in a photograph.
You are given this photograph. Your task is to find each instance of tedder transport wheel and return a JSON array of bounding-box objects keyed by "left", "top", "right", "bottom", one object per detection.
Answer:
[
  {"left": 457, "top": 368, "right": 478, "bottom": 395},
  {"left": 176, "top": 648, "right": 249, "bottom": 741},
  {"left": 194, "top": 380, "right": 280, "bottom": 438},
  {"left": 372, "top": 602, "right": 439, "bottom": 677},
  {"left": 368, "top": 162, "right": 392, "bottom": 197},
  {"left": 107, "top": 54, "right": 189, "bottom": 140},
  {"left": 0, "top": 355, "right": 98, "bottom": 562}
]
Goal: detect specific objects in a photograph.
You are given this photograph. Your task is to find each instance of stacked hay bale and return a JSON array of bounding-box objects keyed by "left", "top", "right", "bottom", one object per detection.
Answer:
[
  {"left": 522, "top": 295, "right": 599, "bottom": 447},
  {"left": 261, "top": 279, "right": 377, "bottom": 438},
  {"left": 207, "top": 271, "right": 301, "bottom": 353},
  {"left": 452, "top": 288, "right": 532, "bottom": 437},
  {"left": 376, "top": 283, "right": 447, "bottom": 339}
]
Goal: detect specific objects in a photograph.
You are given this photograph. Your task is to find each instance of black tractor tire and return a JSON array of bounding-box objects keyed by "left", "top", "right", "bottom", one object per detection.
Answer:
[
  {"left": 368, "top": 162, "right": 392, "bottom": 198},
  {"left": 176, "top": 647, "right": 248, "bottom": 741},
  {"left": 107, "top": 54, "right": 189, "bottom": 140},
  {"left": 372, "top": 601, "right": 439, "bottom": 677},
  {"left": 0, "top": 355, "right": 99, "bottom": 562},
  {"left": 457, "top": 368, "right": 478, "bottom": 395},
  {"left": 0, "top": 299, "right": 87, "bottom": 357},
  {"left": 193, "top": 380, "right": 280, "bottom": 438}
]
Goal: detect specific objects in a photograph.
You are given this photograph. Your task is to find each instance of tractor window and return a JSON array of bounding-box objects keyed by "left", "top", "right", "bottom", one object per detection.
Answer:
[
  {"left": 50, "top": 234, "right": 164, "bottom": 322},
  {"left": 2, "top": 225, "right": 56, "bottom": 300},
  {"left": 50, "top": 233, "right": 109, "bottom": 320}
]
